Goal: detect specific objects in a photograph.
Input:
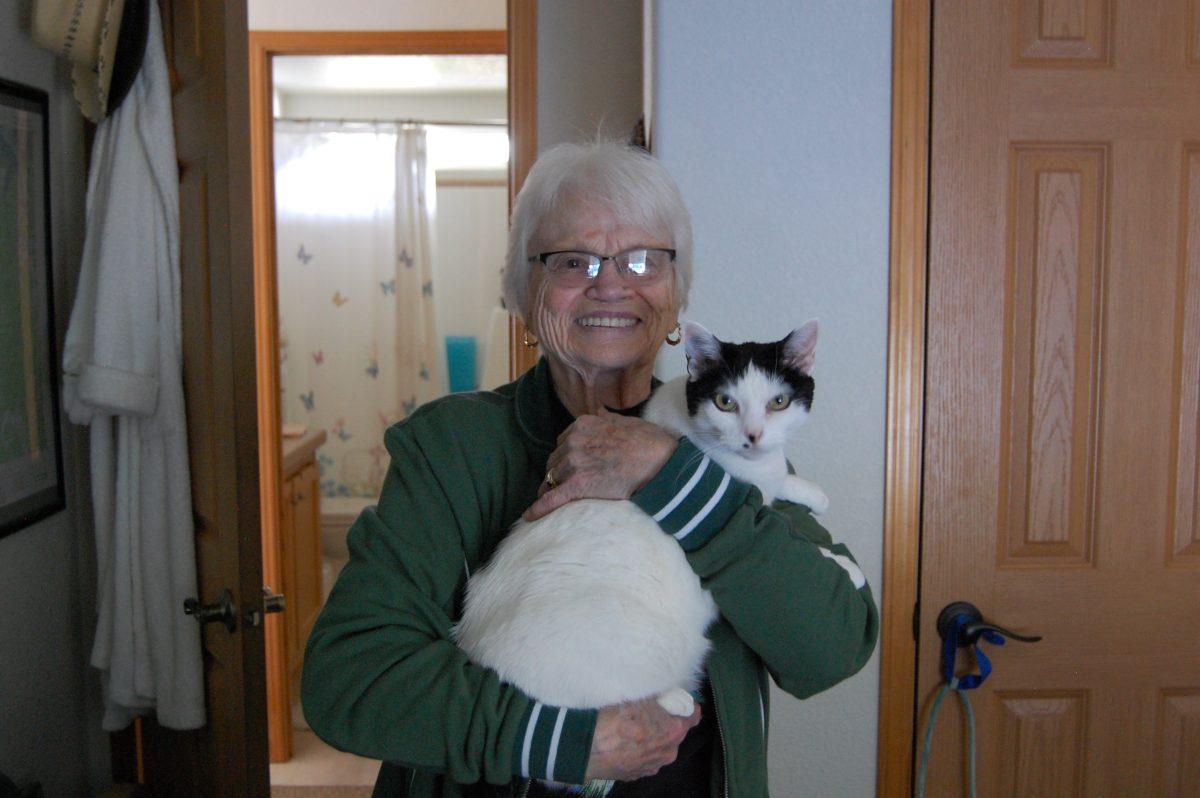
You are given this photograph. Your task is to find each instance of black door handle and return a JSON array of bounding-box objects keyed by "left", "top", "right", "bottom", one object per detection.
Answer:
[
  {"left": 936, "top": 601, "right": 1042, "bottom": 647},
  {"left": 184, "top": 588, "right": 238, "bottom": 633}
]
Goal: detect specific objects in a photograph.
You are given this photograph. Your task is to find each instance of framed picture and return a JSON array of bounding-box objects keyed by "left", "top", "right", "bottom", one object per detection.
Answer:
[{"left": 0, "top": 78, "right": 65, "bottom": 538}]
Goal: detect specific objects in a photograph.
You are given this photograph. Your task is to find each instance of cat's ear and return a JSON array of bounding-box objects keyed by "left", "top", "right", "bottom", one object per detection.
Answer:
[
  {"left": 682, "top": 321, "right": 721, "bottom": 381},
  {"left": 782, "top": 319, "right": 819, "bottom": 373}
]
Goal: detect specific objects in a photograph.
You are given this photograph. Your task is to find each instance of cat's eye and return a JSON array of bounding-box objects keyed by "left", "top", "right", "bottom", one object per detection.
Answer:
[
  {"left": 769, "top": 394, "right": 792, "bottom": 411},
  {"left": 713, "top": 394, "right": 737, "bottom": 412}
]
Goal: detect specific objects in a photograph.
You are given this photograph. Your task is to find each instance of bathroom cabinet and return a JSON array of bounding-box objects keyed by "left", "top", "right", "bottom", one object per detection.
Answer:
[{"left": 280, "top": 429, "right": 326, "bottom": 698}]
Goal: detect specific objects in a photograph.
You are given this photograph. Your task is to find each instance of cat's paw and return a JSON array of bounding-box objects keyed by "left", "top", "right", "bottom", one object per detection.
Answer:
[
  {"left": 656, "top": 688, "right": 695, "bottom": 717},
  {"left": 804, "top": 486, "right": 830, "bottom": 515},
  {"left": 780, "top": 476, "right": 830, "bottom": 514}
]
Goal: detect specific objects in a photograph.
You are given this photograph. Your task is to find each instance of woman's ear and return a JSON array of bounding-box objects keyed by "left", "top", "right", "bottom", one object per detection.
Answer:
[
  {"left": 683, "top": 321, "right": 721, "bottom": 381},
  {"left": 782, "top": 319, "right": 819, "bottom": 373}
]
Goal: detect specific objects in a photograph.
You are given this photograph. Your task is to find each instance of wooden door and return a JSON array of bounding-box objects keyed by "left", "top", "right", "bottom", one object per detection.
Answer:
[
  {"left": 121, "top": 1, "right": 268, "bottom": 795},
  {"left": 920, "top": 1, "right": 1200, "bottom": 795}
]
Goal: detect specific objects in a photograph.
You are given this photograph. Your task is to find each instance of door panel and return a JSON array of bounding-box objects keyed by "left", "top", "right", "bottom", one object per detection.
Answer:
[
  {"left": 1172, "top": 146, "right": 1200, "bottom": 565},
  {"left": 922, "top": 1, "right": 1200, "bottom": 794}
]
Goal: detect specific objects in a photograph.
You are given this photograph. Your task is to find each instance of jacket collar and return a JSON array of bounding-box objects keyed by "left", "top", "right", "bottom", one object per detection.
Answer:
[
  {"left": 513, "top": 357, "right": 660, "bottom": 451},
  {"left": 514, "top": 357, "right": 574, "bottom": 451}
]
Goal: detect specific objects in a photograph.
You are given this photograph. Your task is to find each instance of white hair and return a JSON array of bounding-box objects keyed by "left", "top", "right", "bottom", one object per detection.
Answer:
[{"left": 502, "top": 140, "right": 694, "bottom": 322}]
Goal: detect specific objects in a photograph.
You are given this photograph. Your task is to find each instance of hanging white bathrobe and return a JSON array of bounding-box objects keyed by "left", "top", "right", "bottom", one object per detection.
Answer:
[{"left": 61, "top": 1, "right": 205, "bottom": 731}]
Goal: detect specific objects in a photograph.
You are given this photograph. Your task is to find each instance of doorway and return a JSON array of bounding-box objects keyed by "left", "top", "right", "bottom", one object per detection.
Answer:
[{"left": 247, "top": 27, "right": 527, "bottom": 790}]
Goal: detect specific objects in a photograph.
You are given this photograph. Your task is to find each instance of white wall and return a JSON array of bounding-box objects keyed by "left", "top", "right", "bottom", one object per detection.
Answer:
[
  {"left": 654, "top": 2, "right": 892, "bottom": 795},
  {"left": 537, "top": 1, "right": 643, "bottom": 150},
  {"left": 249, "top": 0, "right": 504, "bottom": 31},
  {"left": 0, "top": 0, "right": 107, "bottom": 794}
]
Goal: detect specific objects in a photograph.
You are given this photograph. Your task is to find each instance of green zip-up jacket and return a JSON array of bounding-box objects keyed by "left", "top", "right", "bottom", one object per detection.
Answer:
[{"left": 302, "top": 359, "right": 878, "bottom": 797}]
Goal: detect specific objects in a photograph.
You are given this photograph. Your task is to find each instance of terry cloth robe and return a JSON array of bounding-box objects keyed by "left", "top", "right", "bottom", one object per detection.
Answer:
[{"left": 61, "top": 1, "right": 204, "bottom": 731}]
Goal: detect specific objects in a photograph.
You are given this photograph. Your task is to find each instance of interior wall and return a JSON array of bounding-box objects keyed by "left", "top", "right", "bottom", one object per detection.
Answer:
[
  {"left": 434, "top": 181, "right": 509, "bottom": 387},
  {"left": 279, "top": 91, "right": 506, "bottom": 123},
  {"left": 653, "top": 2, "right": 892, "bottom": 795},
  {"left": 536, "top": 0, "right": 643, "bottom": 151},
  {"left": 0, "top": 0, "right": 107, "bottom": 794},
  {"left": 248, "top": 0, "right": 504, "bottom": 31}
]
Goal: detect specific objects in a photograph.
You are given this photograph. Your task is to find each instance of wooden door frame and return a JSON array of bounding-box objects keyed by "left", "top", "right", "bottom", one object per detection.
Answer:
[
  {"left": 508, "top": 0, "right": 540, "bottom": 378},
  {"left": 876, "top": 1, "right": 931, "bottom": 796},
  {"left": 248, "top": 21, "right": 533, "bottom": 762}
]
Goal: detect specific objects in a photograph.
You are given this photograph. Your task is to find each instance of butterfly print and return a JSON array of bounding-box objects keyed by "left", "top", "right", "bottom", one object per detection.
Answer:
[
  {"left": 380, "top": 279, "right": 396, "bottom": 295},
  {"left": 332, "top": 291, "right": 350, "bottom": 307},
  {"left": 297, "top": 244, "right": 313, "bottom": 264},
  {"left": 366, "top": 359, "right": 379, "bottom": 379},
  {"left": 299, "top": 391, "right": 315, "bottom": 411},
  {"left": 402, "top": 396, "right": 417, "bottom": 416},
  {"left": 312, "top": 350, "right": 324, "bottom": 365},
  {"left": 421, "top": 281, "right": 433, "bottom": 297},
  {"left": 397, "top": 248, "right": 414, "bottom": 269}
]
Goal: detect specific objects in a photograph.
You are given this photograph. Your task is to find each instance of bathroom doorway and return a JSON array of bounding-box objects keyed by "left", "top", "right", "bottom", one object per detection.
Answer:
[{"left": 248, "top": 26, "right": 530, "bottom": 791}]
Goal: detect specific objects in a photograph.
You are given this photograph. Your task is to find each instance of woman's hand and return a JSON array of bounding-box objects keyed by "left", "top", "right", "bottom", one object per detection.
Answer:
[
  {"left": 583, "top": 698, "right": 702, "bottom": 782},
  {"left": 524, "top": 409, "right": 678, "bottom": 521}
]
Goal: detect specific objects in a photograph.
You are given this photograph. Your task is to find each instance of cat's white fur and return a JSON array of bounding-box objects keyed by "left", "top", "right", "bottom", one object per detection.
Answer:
[{"left": 451, "top": 321, "right": 826, "bottom": 721}]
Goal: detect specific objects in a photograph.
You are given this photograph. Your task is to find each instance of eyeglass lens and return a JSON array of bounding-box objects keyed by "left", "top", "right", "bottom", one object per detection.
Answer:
[{"left": 544, "top": 249, "right": 670, "bottom": 283}]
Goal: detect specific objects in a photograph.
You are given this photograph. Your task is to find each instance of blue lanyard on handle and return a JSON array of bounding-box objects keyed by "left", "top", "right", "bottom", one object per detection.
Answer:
[
  {"left": 941, "top": 613, "right": 1005, "bottom": 689},
  {"left": 912, "top": 604, "right": 1027, "bottom": 796}
]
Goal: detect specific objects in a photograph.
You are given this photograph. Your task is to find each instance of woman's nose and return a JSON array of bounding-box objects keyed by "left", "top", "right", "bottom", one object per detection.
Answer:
[{"left": 586, "top": 259, "right": 632, "bottom": 298}]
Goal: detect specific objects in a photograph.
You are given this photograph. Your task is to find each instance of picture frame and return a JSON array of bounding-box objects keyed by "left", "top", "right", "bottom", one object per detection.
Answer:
[{"left": 0, "top": 77, "right": 65, "bottom": 539}]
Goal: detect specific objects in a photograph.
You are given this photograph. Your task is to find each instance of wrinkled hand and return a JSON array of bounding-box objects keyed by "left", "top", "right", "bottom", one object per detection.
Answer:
[
  {"left": 583, "top": 697, "right": 702, "bottom": 782},
  {"left": 524, "top": 409, "right": 678, "bottom": 521}
]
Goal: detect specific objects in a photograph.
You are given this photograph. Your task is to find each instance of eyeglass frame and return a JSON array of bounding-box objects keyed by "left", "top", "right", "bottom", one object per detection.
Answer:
[{"left": 527, "top": 247, "right": 677, "bottom": 282}]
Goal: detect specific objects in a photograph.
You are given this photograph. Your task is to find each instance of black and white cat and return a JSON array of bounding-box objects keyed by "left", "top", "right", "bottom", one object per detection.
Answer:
[{"left": 451, "top": 321, "right": 828, "bottom": 720}]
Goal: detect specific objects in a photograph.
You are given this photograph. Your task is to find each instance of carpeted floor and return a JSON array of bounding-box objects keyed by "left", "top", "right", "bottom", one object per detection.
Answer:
[{"left": 271, "top": 787, "right": 372, "bottom": 798}]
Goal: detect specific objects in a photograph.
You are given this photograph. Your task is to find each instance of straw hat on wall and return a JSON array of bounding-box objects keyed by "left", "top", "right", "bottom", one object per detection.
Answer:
[{"left": 31, "top": 0, "right": 149, "bottom": 122}]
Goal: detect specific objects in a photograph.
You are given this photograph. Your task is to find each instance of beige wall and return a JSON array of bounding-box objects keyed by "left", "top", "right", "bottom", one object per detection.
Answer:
[
  {"left": 248, "top": 0, "right": 504, "bottom": 30},
  {"left": 536, "top": 0, "right": 643, "bottom": 150}
]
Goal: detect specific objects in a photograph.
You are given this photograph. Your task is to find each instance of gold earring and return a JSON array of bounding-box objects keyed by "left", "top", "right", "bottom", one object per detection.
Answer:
[
  {"left": 522, "top": 329, "right": 539, "bottom": 348},
  {"left": 665, "top": 324, "right": 682, "bottom": 346}
]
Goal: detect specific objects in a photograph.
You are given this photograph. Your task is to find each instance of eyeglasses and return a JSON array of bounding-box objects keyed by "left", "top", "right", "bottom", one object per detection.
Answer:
[{"left": 529, "top": 248, "right": 676, "bottom": 286}]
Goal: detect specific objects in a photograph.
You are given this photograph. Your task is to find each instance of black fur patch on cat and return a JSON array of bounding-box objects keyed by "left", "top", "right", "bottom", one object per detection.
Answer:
[{"left": 685, "top": 338, "right": 815, "bottom": 416}]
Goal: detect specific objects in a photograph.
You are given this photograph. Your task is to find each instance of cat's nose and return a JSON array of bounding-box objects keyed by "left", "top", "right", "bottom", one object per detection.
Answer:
[{"left": 745, "top": 429, "right": 762, "bottom": 445}]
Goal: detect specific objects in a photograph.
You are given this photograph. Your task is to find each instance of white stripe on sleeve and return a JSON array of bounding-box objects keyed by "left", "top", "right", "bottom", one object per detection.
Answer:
[
  {"left": 545, "top": 706, "right": 567, "bottom": 781},
  {"left": 674, "top": 472, "right": 731, "bottom": 541},
  {"left": 653, "top": 455, "right": 710, "bottom": 521},
  {"left": 820, "top": 547, "right": 866, "bottom": 588},
  {"left": 520, "top": 702, "right": 543, "bottom": 777}
]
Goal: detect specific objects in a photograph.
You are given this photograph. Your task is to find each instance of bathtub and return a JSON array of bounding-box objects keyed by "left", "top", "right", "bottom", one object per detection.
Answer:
[{"left": 320, "top": 496, "right": 376, "bottom": 600}]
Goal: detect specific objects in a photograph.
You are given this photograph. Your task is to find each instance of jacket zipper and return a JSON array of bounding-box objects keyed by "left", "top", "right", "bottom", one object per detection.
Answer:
[{"left": 714, "top": 693, "right": 730, "bottom": 798}]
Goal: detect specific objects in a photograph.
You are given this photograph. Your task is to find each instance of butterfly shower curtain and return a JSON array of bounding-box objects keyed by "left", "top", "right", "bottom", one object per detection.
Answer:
[{"left": 274, "top": 121, "right": 444, "bottom": 498}]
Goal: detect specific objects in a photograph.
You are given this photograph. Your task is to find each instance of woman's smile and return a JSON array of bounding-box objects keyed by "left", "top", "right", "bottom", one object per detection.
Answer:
[{"left": 576, "top": 312, "right": 641, "bottom": 329}]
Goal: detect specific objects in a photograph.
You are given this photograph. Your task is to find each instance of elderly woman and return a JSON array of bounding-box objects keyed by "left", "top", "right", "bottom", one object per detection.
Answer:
[{"left": 302, "top": 141, "right": 878, "bottom": 798}]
